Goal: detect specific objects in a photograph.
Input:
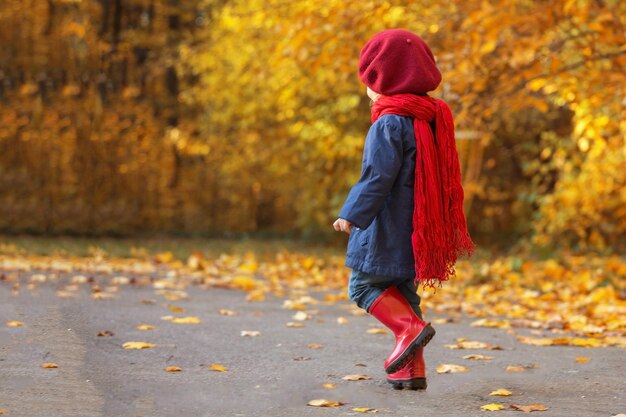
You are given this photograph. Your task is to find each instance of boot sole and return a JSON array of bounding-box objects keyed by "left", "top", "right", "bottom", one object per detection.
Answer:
[
  {"left": 385, "top": 324, "right": 435, "bottom": 374},
  {"left": 387, "top": 377, "right": 427, "bottom": 390}
]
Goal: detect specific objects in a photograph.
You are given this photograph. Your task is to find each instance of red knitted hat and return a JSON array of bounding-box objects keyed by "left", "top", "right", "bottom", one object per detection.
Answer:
[{"left": 359, "top": 29, "right": 442, "bottom": 95}]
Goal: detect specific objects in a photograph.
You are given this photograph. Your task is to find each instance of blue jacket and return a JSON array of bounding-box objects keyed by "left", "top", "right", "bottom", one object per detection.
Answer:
[{"left": 338, "top": 114, "right": 417, "bottom": 279}]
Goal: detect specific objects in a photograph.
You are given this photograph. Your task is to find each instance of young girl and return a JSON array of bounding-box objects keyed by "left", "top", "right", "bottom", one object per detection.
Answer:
[{"left": 333, "top": 29, "right": 475, "bottom": 390}]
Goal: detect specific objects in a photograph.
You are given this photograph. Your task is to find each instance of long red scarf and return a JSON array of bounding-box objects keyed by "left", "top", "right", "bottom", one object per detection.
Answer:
[{"left": 371, "top": 94, "right": 475, "bottom": 288}]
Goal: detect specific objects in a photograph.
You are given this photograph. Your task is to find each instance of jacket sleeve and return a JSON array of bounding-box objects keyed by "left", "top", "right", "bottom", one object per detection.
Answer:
[{"left": 338, "top": 117, "right": 404, "bottom": 230}]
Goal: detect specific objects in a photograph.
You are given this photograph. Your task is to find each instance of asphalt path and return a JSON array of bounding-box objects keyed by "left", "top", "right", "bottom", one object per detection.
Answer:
[{"left": 1, "top": 270, "right": 624, "bottom": 417}]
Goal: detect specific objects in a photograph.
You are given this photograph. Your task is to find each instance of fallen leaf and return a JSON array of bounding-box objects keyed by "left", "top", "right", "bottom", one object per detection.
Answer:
[
  {"left": 0, "top": 409, "right": 8, "bottom": 414},
  {"left": 490, "top": 389, "right": 513, "bottom": 396},
  {"left": 30, "top": 274, "right": 47, "bottom": 282},
  {"left": 141, "top": 299, "right": 156, "bottom": 305},
  {"left": 337, "top": 317, "right": 349, "bottom": 324},
  {"left": 241, "top": 330, "right": 261, "bottom": 337},
  {"left": 282, "top": 300, "right": 307, "bottom": 310},
  {"left": 122, "top": 341, "right": 155, "bottom": 349},
  {"left": 168, "top": 305, "right": 186, "bottom": 313},
  {"left": 509, "top": 404, "right": 548, "bottom": 412},
  {"left": 41, "top": 363, "right": 59, "bottom": 369},
  {"left": 96, "top": 330, "right": 114, "bottom": 337},
  {"left": 92, "top": 292, "right": 116, "bottom": 300},
  {"left": 307, "top": 399, "right": 344, "bottom": 407},
  {"left": 292, "top": 356, "right": 311, "bottom": 361},
  {"left": 471, "top": 318, "right": 509, "bottom": 328},
  {"left": 575, "top": 357, "right": 590, "bottom": 363},
  {"left": 209, "top": 364, "right": 228, "bottom": 372},
  {"left": 164, "top": 366, "right": 182, "bottom": 372},
  {"left": 137, "top": 324, "right": 155, "bottom": 330},
  {"left": 342, "top": 374, "right": 371, "bottom": 381},
  {"left": 111, "top": 276, "right": 130, "bottom": 285},
  {"left": 352, "top": 407, "right": 378, "bottom": 413},
  {"left": 293, "top": 311, "right": 311, "bottom": 321},
  {"left": 6, "top": 321, "right": 24, "bottom": 327},
  {"left": 56, "top": 291, "right": 78, "bottom": 298},
  {"left": 433, "top": 317, "right": 459, "bottom": 324},
  {"left": 286, "top": 322, "right": 305, "bottom": 328},
  {"left": 308, "top": 343, "right": 323, "bottom": 349},
  {"left": 463, "top": 354, "right": 494, "bottom": 360},
  {"left": 245, "top": 290, "right": 266, "bottom": 302},
  {"left": 322, "top": 383, "right": 336, "bottom": 389},
  {"left": 160, "top": 315, "right": 174, "bottom": 321},
  {"left": 481, "top": 403, "right": 505, "bottom": 411},
  {"left": 218, "top": 309, "right": 238, "bottom": 316},
  {"left": 436, "top": 363, "right": 469, "bottom": 374},
  {"left": 506, "top": 364, "right": 538, "bottom": 372},
  {"left": 446, "top": 339, "right": 503, "bottom": 350},
  {"left": 366, "top": 328, "right": 388, "bottom": 335},
  {"left": 171, "top": 316, "right": 201, "bottom": 324}
]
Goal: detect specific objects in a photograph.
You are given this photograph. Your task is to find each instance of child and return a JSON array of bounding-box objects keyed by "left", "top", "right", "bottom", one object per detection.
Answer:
[{"left": 333, "top": 29, "right": 475, "bottom": 390}]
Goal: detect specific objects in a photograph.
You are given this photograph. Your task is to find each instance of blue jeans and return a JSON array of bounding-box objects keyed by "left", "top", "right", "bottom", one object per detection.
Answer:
[{"left": 348, "top": 269, "right": 422, "bottom": 319}]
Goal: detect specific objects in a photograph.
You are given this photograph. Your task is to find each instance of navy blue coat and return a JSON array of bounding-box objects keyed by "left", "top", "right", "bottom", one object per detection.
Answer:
[{"left": 338, "top": 114, "right": 418, "bottom": 279}]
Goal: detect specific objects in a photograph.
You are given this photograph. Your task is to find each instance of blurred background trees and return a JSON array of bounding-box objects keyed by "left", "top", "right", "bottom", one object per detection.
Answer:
[{"left": 0, "top": 0, "right": 624, "bottom": 252}]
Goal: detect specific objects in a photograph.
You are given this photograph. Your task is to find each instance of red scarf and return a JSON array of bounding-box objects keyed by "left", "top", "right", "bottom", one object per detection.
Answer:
[{"left": 371, "top": 94, "right": 475, "bottom": 288}]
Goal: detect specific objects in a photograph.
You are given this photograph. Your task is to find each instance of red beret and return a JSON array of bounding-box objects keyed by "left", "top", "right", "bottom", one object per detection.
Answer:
[{"left": 359, "top": 29, "right": 442, "bottom": 95}]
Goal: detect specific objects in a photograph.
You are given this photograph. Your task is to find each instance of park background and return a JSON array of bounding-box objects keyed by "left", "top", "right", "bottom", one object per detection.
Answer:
[{"left": 0, "top": 0, "right": 625, "bottom": 315}]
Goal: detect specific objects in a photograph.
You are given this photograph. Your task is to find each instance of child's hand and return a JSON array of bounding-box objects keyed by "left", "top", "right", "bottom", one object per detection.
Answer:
[{"left": 333, "top": 218, "right": 353, "bottom": 235}]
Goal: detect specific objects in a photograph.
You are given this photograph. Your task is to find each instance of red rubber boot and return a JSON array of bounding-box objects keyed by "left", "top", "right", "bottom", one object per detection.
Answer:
[
  {"left": 368, "top": 286, "right": 435, "bottom": 374},
  {"left": 386, "top": 347, "right": 427, "bottom": 390}
]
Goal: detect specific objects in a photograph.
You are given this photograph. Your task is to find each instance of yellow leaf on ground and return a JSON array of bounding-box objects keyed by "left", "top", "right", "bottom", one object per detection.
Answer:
[
  {"left": 218, "top": 309, "right": 238, "bottom": 316},
  {"left": 446, "top": 340, "right": 503, "bottom": 350},
  {"left": 41, "top": 363, "right": 58, "bottom": 369},
  {"left": 322, "top": 383, "right": 336, "bottom": 389},
  {"left": 471, "top": 318, "right": 509, "bottom": 328},
  {"left": 246, "top": 290, "right": 266, "bottom": 302},
  {"left": 241, "top": 330, "right": 261, "bottom": 337},
  {"left": 436, "top": 364, "right": 469, "bottom": 374},
  {"left": 366, "top": 328, "right": 388, "bottom": 335},
  {"left": 137, "top": 324, "right": 155, "bottom": 330},
  {"left": 171, "top": 316, "right": 201, "bottom": 324},
  {"left": 307, "top": 399, "right": 344, "bottom": 407},
  {"left": 342, "top": 374, "right": 371, "bottom": 381},
  {"left": 506, "top": 364, "right": 538, "bottom": 372},
  {"left": 509, "top": 404, "right": 548, "bottom": 412},
  {"left": 490, "top": 389, "right": 512, "bottom": 396},
  {"left": 481, "top": 403, "right": 505, "bottom": 411},
  {"left": 293, "top": 311, "right": 310, "bottom": 321},
  {"left": 209, "top": 364, "right": 228, "bottom": 372},
  {"left": 92, "top": 292, "right": 116, "bottom": 300},
  {"left": 286, "top": 322, "right": 304, "bottom": 328},
  {"left": 96, "top": 330, "right": 114, "bottom": 337},
  {"left": 160, "top": 315, "right": 174, "bottom": 321},
  {"left": 352, "top": 407, "right": 378, "bottom": 413},
  {"left": 0, "top": 409, "right": 8, "bottom": 414},
  {"left": 164, "top": 366, "right": 182, "bottom": 372},
  {"left": 463, "top": 354, "right": 494, "bottom": 360},
  {"left": 168, "top": 305, "right": 186, "bottom": 313},
  {"left": 337, "top": 317, "right": 349, "bottom": 324},
  {"left": 307, "top": 344, "right": 323, "bottom": 349},
  {"left": 571, "top": 338, "right": 602, "bottom": 347},
  {"left": 6, "top": 321, "right": 24, "bottom": 327},
  {"left": 575, "top": 357, "right": 590, "bottom": 363},
  {"left": 122, "top": 341, "right": 155, "bottom": 350},
  {"left": 282, "top": 300, "right": 307, "bottom": 310}
]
